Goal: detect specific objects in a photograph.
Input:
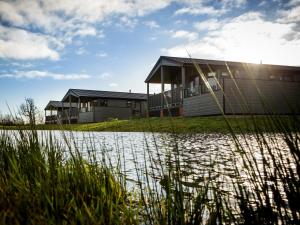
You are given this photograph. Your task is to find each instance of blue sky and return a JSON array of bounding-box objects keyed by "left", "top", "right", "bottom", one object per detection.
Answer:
[{"left": 0, "top": 0, "right": 300, "bottom": 115}]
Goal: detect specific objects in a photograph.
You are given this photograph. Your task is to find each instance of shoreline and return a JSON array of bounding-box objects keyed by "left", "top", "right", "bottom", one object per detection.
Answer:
[{"left": 0, "top": 115, "right": 296, "bottom": 133}]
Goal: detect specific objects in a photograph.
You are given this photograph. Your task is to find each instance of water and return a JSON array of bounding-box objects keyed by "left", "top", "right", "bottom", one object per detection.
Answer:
[
  {"left": 2, "top": 129, "right": 298, "bottom": 222},
  {"left": 14, "top": 130, "right": 292, "bottom": 194}
]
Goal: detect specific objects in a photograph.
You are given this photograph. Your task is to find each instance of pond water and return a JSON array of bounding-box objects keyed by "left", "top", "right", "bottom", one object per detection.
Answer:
[
  {"left": 26, "top": 130, "right": 293, "bottom": 194},
  {"left": 2, "top": 129, "right": 297, "bottom": 222}
]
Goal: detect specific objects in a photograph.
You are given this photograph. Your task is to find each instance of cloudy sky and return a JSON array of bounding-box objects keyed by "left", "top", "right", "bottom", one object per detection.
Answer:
[{"left": 0, "top": 0, "right": 300, "bottom": 114}]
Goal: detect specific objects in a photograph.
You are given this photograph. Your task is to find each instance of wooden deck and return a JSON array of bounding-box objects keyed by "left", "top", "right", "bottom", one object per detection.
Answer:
[{"left": 148, "top": 88, "right": 182, "bottom": 111}]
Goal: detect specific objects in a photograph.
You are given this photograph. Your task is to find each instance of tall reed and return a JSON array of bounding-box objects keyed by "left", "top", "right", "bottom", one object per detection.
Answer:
[{"left": 0, "top": 129, "right": 138, "bottom": 225}]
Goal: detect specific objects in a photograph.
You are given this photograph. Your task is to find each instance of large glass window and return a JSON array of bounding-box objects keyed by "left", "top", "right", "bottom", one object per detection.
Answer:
[
  {"left": 201, "top": 72, "right": 219, "bottom": 93},
  {"left": 99, "top": 99, "right": 108, "bottom": 106}
]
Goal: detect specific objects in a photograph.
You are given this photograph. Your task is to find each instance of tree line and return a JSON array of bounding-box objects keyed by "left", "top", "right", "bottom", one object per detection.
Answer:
[{"left": 0, "top": 98, "right": 43, "bottom": 126}]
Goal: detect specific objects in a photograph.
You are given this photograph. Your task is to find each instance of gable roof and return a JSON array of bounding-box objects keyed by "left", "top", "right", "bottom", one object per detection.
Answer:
[
  {"left": 44, "top": 101, "right": 78, "bottom": 110},
  {"left": 145, "top": 56, "right": 300, "bottom": 83},
  {"left": 62, "top": 89, "right": 147, "bottom": 102}
]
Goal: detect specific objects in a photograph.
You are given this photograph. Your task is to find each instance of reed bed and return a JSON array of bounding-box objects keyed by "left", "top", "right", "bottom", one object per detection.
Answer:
[{"left": 0, "top": 129, "right": 138, "bottom": 225}]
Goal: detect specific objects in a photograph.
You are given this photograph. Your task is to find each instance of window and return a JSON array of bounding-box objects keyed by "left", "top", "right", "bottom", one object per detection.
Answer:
[
  {"left": 127, "top": 101, "right": 132, "bottom": 107},
  {"left": 208, "top": 72, "right": 216, "bottom": 77},
  {"left": 99, "top": 99, "right": 108, "bottom": 106},
  {"left": 201, "top": 72, "right": 220, "bottom": 93},
  {"left": 235, "top": 70, "right": 241, "bottom": 78},
  {"left": 92, "top": 100, "right": 98, "bottom": 107},
  {"left": 221, "top": 71, "right": 228, "bottom": 77},
  {"left": 91, "top": 99, "right": 107, "bottom": 107},
  {"left": 195, "top": 76, "right": 199, "bottom": 86},
  {"left": 283, "top": 75, "right": 294, "bottom": 81}
]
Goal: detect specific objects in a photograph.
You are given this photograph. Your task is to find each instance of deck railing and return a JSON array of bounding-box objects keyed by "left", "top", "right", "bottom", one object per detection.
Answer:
[
  {"left": 149, "top": 88, "right": 182, "bottom": 110},
  {"left": 60, "top": 108, "right": 79, "bottom": 123},
  {"left": 184, "top": 83, "right": 221, "bottom": 98},
  {"left": 45, "top": 115, "right": 58, "bottom": 124}
]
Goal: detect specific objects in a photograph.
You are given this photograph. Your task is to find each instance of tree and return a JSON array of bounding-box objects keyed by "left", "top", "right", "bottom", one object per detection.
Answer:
[{"left": 19, "top": 98, "right": 38, "bottom": 125}]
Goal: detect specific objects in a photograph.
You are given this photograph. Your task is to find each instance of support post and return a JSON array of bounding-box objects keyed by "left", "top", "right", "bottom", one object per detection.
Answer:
[
  {"left": 146, "top": 82, "right": 149, "bottom": 117},
  {"left": 50, "top": 108, "right": 53, "bottom": 124},
  {"left": 171, "top": 83, "right": 174, "bottom": 106},
  {"left": 61, "top": 102, "right": 64, "bottom": 124},
  {"left": 160, "top": 66, "right": 164, "bottom": 117},
  {"left": 69, "top": 96, "right": 71, "bottom": 124},
  {"left": 180, "top": 66, "right": 186, "bottom": 116},
  {"left": 78, "top": 97, "right": 81, "bottom": 122}
]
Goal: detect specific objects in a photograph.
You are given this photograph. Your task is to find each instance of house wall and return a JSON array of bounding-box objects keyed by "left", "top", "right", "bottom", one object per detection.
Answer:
[
  {"left": 78, "top": 111, "right": 94, "bottom": 123},
  {"left": 224, "top": 78, "right": 300, "bottom": 114},
  {"left": 94, "top": 106, "right": 132, "bottom": 122},
  {"left": 183, "top": 91, "right": 223, "bottom": 116},
  {"left": 107, "top": 99, "right": 127, "bottom": 107},
  {"left": 77, "top": 99, "right": 147, "bottom": 123},
  {"left": 137, "top": 100, "right": 147, "bottom": 116},
  {"left": 107, "top": 99, "right": 147, "bottom": 114}
]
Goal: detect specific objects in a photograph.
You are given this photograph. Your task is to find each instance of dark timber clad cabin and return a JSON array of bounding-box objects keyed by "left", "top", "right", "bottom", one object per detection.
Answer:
[
  {"left": 145, "top": 56, "right": 300, "bottom": 117},
  {"left": 59, "top": 89, "right": 147, "bottom": 123},
  {"left": 44, "top": 101, "right": 78, "bottom": 124}
]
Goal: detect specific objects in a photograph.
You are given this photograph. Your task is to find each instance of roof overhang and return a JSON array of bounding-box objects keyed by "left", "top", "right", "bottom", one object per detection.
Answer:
[
  {"left": 44, "top": 100, "right": 78, "bottom": 110},
  {"left": 144, "top": 56, "right": 184, "bottom": 83},
  {"left": 145, "top": 56, "right": 300, "bottom": 84},
  {"left": 61, "top": 89, "right": 80, "bottom": 102}
]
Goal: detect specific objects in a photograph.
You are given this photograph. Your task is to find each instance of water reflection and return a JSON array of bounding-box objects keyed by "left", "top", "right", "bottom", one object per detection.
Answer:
[
  {"left": 17, "top": 131, "right": 290, "bottom": 194},
  {"left": 1, "top": 129, "right": 297, "bottom": 223}
]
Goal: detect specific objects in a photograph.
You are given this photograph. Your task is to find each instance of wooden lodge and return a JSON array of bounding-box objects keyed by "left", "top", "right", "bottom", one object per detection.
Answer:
[
  {"left": 45, "top": 89, "right": 147, "bottom": 124},
  {"left": 145, "top": 56, "right": 300, "bottom": 117},
  {"left": 45, "top": 56, "right": 300, "bottom": 124},
  {"left": 44, "top": 101, "right": 78, "bottom": 124}
]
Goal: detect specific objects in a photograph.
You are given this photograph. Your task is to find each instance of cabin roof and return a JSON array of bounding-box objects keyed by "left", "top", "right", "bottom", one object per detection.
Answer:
[
  {"left": 44, "top": 101, "right": 78, "bottom": 110},
  {"left": 61, "top": 89, "right": 147, "bottom": 102},
  {"left": 145, "top": 56, "right": 300, "bottom": 83}
]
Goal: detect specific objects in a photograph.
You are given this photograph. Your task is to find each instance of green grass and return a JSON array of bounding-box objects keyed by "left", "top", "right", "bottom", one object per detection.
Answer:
[
  {"left": 0, "top": 129, "right": 139, "bottom": 225},
  {"left": 0, "top": 115, "right": 297, "bottom": 133}
]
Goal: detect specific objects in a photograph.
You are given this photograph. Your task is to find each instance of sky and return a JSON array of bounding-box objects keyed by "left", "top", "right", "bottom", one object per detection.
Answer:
[{"left": 0, "top": 0, "right": 300, "bottom": 114}]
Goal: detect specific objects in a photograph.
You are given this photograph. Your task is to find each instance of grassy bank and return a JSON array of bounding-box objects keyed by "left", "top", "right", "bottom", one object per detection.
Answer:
[{"left": 0, "top": 115, "right": 298, "bottom": 133}]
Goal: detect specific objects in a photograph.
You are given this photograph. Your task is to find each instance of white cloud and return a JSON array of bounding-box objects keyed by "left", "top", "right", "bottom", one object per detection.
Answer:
[
  {"left": 163, "top": 12, "right": 300, "bottom": 66},
  {"left": 109, "top": 82, "right": 119, "bottom": 87},
  {"left": 149, "top": 36, "right": 157, "bottom": 41},
  {"left": 73, "top": 26, "right": 97, "bottom": 37},
  {"left": 0, "top": 0, "right": 173, "bottom": 61},
  {"left": 96, "top": 52, "right": 108, "bottom": 57},
  {"left": 286, "top": 0, "right": 300, "bottom": 7},
  {"left": 278, "top": 5, "right": 300, "bottom": 23},
  {"left": 174, "top": 6, "right": 223, "bottom": 16},
  {"left": 10, "top": 62, "right": 34, "bottom": 68},
  {"left": 258, "top": 1, "right": 267, "bottom": 7},
  {"left": 0, "top": 70, "right": 90, "bottom": 80},
  {"left": 171, "top": 30, "right": 198, "bottom": 41},
  {"left": 174, "top": 0, "right": 247, "bottom": 16},
  {"left": 194, "top": 19, "right": 222, "bottom": 31},
  {"left": 96, "top": 72, "right": 111, "bottom": 79},
  {"left": 75, "top": 47, "right": 88, "bottom": 55},
  {"left": 144, "top": 20, "right": 160, "bottom": 28},
  {"left": 0, "top": 25, "right": 60, "bottom": 61},
  {"left": 0, "top": 1, "right": 25, "bottom": 25},
  {"left": 118, "top": 16, "right": 138, "bottom": 28},
  {"left": 222, "top": 0, "right": 247, "bottom": 8}
]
